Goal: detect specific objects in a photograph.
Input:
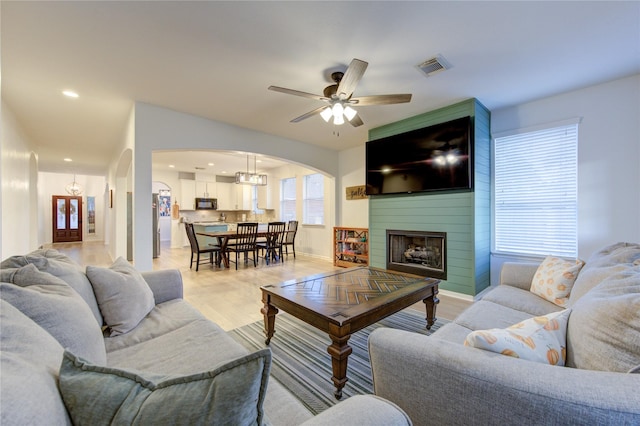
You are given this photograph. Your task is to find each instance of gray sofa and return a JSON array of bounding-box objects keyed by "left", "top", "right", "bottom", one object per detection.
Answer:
[
  {"left": 0, "top": 249, "right": 410, "bottom": 426},
  {"left": 369, "top": 242, "right": 640, "bottom": 425}
]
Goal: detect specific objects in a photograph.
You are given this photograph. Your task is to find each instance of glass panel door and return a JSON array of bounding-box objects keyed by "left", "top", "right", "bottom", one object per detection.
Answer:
[{"left": 52, "top": 196, "right": 83, "bottom": 243}]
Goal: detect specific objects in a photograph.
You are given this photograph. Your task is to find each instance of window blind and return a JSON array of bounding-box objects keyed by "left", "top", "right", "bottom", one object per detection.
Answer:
[{"left": 494, "top": 123, "right": 578, "bottom": 258}]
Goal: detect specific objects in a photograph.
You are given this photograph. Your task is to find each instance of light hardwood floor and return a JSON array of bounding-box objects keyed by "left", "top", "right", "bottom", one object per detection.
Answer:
[{"left": 47, "top": 241, "right": 472, "bottom": 331}]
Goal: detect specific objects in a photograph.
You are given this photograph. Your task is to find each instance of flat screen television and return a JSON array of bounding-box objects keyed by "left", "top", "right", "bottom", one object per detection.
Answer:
[{"left": 366, "top": 116, "right": 473, "bottom": 195}]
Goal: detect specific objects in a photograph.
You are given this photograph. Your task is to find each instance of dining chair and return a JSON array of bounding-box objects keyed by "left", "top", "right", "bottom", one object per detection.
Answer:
[
  {"left": 282, "top": 220, "right": 298, "bottom": 259},
  {"left": 226, "top": 222, "right": 259, "bottom": 269},
  {"left": 185, "top": 223, "right": 221, "bottom": 271},
  {"left": 256, "top": 222, "right": 286, "bottom": 265}
]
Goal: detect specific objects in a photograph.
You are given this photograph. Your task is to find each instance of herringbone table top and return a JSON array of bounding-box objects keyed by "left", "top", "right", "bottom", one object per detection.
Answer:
[{"left": 262, "top": 266, "right": 439, "bottom": 325}]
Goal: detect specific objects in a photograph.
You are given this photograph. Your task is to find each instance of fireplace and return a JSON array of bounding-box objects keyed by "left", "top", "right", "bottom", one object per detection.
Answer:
[{"left": 386, "top": 230, "right": 446, "bottom": 279}]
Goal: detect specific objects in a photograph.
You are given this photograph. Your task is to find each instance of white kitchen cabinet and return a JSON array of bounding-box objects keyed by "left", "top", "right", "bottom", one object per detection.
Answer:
[
  {"left": 236, "top": 185, "right": 251, "bottom": 210},
  {"left": 257, "top": 181, "right": 274, "bottom": 210},
  {"left": 216, "top": 182, "right": 233, "bottom": 210},
  {"left": 216, "top": 182, "right": 251, "bottom": 210},
  {"left": 195, "top": 173, "right": 216, "bottom": 198},
  {"left": 179, "top": 179, "right": 196, "bottom": 210}
]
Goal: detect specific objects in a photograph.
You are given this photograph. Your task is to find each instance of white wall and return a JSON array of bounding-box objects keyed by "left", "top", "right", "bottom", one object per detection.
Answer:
[
  {"left": 132, "top": 102, "right": 340, "bottom": 270},
  {"left": 490, "top": 74, "right": 640, "bottom": 283},
  {"left": 38, "top": 172, "right": 106, "bottom": 243},
  {"left": 337, "top": 145, "right": 369, "bottom": 228},
  {"left": 1, "top": 100, "right": 40, "bottom": 258}
]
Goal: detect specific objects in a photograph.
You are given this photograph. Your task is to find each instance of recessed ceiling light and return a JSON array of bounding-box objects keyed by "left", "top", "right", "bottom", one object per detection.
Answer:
[
  {"left": 221, "top": 171, "right": 228, "bottom": 174},
  {"left": 64, "top": 158, "right": 73, "bottom": 162},
  {"left": 62, "top": 90, "right": 79, "bottom": 98},
  {"left": 169, "top": 165, "right": 175, "bottom": 168},
  {"left": 208, "top": 163, "right": 214, "bottom": 166}
]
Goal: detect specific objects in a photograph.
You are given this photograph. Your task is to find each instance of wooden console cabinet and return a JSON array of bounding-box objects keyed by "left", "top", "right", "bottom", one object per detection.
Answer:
[{"left": 333, "top": 227, "right": 369, "bottom": 267}]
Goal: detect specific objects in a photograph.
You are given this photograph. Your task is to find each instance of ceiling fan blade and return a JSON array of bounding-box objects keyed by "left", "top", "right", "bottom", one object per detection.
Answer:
[
  {"left": 268, "top": 86, "right": 328, "bottom": 102},
  {"left": 337, "top": 58, "right": 368, "bottom": 99},
  {"left": 290, "top": 106, "right": 328, "bottom": 123},
  {"left": 349, "top": 114, "right": 364, "bottom": 127},
  {"left": 350, "top": 94, "right": 412, "bottom": 106}
]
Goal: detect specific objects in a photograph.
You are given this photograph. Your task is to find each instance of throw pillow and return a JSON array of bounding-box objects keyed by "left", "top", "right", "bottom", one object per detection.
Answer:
[
  {"left": 59, "top": 349, "right": 271, "bottom": 426},
  {"left": 464, "top": 309, "right": 571, "bottom": 366},
  {"left": 0, "top": 300, "right": 71, "bottom": 425},
  {"left": 0, "top": 264, "right": 107, "bottom": 365},
  {"left": 566, "top": 261, "right": 640, "bottom": 372},
  {"left": 86, "top": 257, "right": 156, "bottom": 336},
  {"left": 530, "top": 256, "right": 585, "bottom": 307},
  {"left": 1, "top": 248, "right": 103, "bottom": 325}
]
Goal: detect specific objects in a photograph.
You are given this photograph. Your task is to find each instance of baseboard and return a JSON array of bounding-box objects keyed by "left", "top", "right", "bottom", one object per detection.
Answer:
[{"left": 438, "top": 288, "right": 475, "bottom": 302}]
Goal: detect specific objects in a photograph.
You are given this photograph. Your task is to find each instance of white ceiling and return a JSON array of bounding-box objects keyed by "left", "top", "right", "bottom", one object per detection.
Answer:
[{"left": 3, "top": 1, "right": 639, "bottom": 176}]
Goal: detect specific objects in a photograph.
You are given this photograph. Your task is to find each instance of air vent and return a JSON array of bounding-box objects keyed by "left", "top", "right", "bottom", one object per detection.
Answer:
[
  {"left": 195, "top": 167, "right": 206, "bottom": 170},
  {"left": 417, "top": 55, "right": 451, "bottom": 77}
]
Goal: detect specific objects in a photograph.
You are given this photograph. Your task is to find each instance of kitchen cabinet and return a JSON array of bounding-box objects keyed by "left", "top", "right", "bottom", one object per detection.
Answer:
[
  {"left": 236, "top": 185, "right": 251, "bottom": 210},
  {"left": 257, "top": 181, "right": 275, "bottom": 210},
  {"left": 216, "top": 182, "right": 233, "bottom": 210},
  {"left": 195, "top": 173, "right": 216, "bottom": 198},
  {"left": 179, "top": 179, "right": 196, "bottom": 210},
  {"left": 217, "top": 182, "right": 251, "bottom": 210}
]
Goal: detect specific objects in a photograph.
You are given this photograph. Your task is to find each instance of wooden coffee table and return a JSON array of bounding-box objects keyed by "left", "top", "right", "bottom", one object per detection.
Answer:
[{"left": 260, "top": 266, "right": 439, "bottom": 399}]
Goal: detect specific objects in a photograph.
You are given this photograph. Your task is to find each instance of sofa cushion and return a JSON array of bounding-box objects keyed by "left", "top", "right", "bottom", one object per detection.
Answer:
[
  {"left": 464, "top": 309, "right": 571, "bottom": 366},
  {"left": 453, "top": 300, "right": 538, "bottom": 333},
  {"left": 482, "top": 285, "right": 564, "bottom": 317},
  {"left": 530, "top": 256, "right": 584, "bottom": 307},
  {"left": 106, "top": 302, "right": 250, "bottom": 375},
  {"left": 566, "top": 260, "right": 640, "bottom": 372},
  {"left": 59, "top": 349, "right": 271, "bottom": 426},
  {"left": 0, "top": 300, "right": 71, "bottom": 425},
  {"left": 0, "top": 264, "right": 107, "bottom": 365},
  {"left": 86, "top": 257, "right": 156, "bottom": 336},
  {"left": 1, "top": 249, "right": 103, "bottom": 325},
  {"left": 569, "top": 242, "right": 640, "bottom": 304}
]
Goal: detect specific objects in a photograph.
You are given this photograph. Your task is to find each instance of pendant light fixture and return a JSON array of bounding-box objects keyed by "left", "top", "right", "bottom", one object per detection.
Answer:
[
  {"left": 235, "top": 155, "right": 267, "bottom": 186},
  {"left": 65, "top": 174, "right": 83, "bottom": 196}
]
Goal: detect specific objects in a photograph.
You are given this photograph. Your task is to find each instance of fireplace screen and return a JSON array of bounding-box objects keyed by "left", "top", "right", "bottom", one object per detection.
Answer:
[{"left": 386, "top": 230, "right": 446, "bottom": 279}]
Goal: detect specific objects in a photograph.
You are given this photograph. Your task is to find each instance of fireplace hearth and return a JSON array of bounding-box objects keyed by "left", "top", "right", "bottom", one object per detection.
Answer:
[{"left": 386, "top": 230, "right": 446, "bottom": 279}]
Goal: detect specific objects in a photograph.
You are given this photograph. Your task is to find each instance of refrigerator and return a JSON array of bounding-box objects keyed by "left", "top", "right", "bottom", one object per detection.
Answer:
[{"left": 152, "top": 193, "right": 160, "bottom": 258}]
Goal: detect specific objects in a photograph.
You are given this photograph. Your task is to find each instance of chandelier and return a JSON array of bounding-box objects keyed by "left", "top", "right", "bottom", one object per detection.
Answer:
[
  {"left": 319, "top": 101, "right": 358, "bottom": 126},
  {"left": 235, "top": 155, "right": 267, "bottom": 186},
  {"left": 65, "top": 174, "right": 83, "bottom": 196}
]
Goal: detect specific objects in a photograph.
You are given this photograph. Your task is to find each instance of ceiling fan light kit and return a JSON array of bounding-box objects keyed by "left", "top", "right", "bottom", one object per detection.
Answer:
[{"left": 269, "top": 58, "right": 412, "bottom": 127}]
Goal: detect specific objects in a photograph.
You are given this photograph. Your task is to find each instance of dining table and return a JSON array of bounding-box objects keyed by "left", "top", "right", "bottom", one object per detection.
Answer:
[{"left": 196, "top": 229, "right": 272, "bottom": 268}]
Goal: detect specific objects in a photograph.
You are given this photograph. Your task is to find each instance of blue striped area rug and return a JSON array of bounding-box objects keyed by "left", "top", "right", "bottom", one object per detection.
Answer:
[{"left": 228, "top": 308, "right": 447, "bottom": 414}]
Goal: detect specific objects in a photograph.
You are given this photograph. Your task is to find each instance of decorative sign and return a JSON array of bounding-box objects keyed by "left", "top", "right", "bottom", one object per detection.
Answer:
[{"left": 346, "top": 185, "right": 368, "bottom": 200}]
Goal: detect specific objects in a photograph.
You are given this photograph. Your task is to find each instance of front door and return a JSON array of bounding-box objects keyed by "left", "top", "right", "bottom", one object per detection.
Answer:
[{"left": 52, "top": 196, "right": 83, "bottom": 243}]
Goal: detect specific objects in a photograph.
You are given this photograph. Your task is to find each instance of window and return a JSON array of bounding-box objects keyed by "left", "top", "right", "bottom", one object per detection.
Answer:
[
  {"left": 280, "top": 177, "right": 296, "bottom": 222},
  {"left": 493, "top": 120, "right": 579, "bottom": 258},
  {"left": 303, "top": 173, "right": 324, "bottom": 225}
]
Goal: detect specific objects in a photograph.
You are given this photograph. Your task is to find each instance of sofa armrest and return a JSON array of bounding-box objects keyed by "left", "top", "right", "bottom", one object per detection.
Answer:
[
  {"left": 369, "top": 328, "right": 640, "bottom": 426},
  {"left": 299, "top": 395, "right": 411, "bottom": 426},
  {"left": 499, "top": 261, "right": 540, "bottom": 290},
  {"left": 141, "top": 270, "right": 183, "bottom": 304}
]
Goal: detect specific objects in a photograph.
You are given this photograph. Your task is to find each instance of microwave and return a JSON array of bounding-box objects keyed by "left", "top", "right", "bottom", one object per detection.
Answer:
[{"left": 195, "top": 198, "right": 217, "bottom": 210}]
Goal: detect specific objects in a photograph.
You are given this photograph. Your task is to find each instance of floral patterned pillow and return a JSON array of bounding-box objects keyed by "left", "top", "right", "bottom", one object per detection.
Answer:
[
  {"left": 464, "top": 309, "right": 571, "bottom": 366},
  {"left": 530, "top": 256, "right": 585, "bottom": 307}
]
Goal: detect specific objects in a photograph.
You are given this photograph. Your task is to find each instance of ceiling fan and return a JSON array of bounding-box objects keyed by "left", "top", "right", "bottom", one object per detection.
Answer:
[{"left": 268, "top": 58, "right": 412, "bottom": 127}]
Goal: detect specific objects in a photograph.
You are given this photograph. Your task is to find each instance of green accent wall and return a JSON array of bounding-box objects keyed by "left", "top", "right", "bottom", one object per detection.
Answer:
[{"left": 368, "top": 98, "right": 491, "bottom": 296}]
